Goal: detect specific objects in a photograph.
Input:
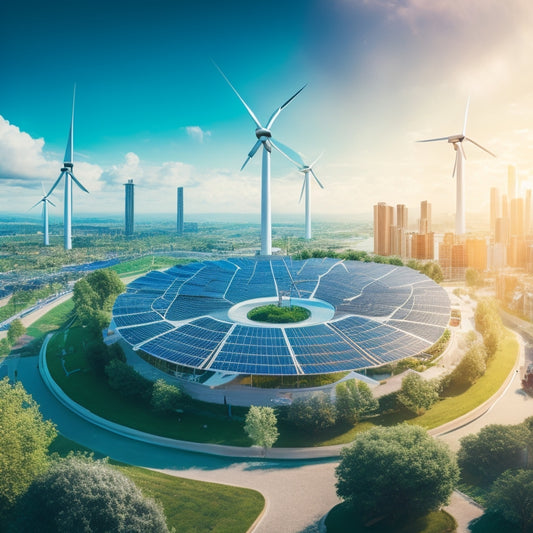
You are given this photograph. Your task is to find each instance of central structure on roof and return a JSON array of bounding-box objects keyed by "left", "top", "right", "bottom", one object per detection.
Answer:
[{"left": 111, "top": 257, "right": 450, "bottom": 377}]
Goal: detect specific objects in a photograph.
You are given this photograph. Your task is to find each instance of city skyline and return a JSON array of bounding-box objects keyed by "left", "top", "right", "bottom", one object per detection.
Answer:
[{"left": 1, "top": 1, "right": 533, "bottom": 223}]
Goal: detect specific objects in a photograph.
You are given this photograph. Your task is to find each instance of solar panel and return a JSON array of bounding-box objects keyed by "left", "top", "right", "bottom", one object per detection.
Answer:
[{"left": 112, "top": 257, "right": 451, "bottom": 375}]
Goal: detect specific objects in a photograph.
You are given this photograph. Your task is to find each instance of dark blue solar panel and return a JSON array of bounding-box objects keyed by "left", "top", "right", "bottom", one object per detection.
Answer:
[{"left": 118, "top": 321, "right": 174, "bottom": 346}]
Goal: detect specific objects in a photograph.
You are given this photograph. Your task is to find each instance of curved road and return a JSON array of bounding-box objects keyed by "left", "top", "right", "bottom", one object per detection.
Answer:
[{"left": 3, "top": 301, "right": 533, "bottom": 532}]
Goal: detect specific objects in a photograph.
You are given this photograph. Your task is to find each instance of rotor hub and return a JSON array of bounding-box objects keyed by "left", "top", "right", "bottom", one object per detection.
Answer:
[{"left": 255, "top": 127, "right": 271, "bottom": 139}]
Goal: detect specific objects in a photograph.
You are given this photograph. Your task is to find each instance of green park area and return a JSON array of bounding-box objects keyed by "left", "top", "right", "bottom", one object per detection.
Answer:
[{"left": 247, "top": 304, "right": 311, "bottom": 323}]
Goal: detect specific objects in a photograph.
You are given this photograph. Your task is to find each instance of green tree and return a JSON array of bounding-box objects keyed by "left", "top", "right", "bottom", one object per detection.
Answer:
[
  {"left": 288, "top": 392, "right": 336, "bottom": 433},
  {"left": 449, "top": 343, "right": 486, "bottom": 387},
  {"left": 151, "top": 379, "right": 183, "bottom": 413},
  {"left": 0, "top": 378, "right": 57, "bottom": 517},
  {"left": 465, "top": 267, "right": 482, "bottom": 287},
  {"left": 335, "top": 380, "right": 378, "bottom": 424},
  {"left": 458, "top": 424, "right": 529, "bottom": 482},
  {"left": 10, "top": 455, "right": 168, "bottom": 533},
  {"left": 486, "top": 469, "right": 533, "bottom": 533},
  {"left": 397, "top": 372, "right": 439, "bottom": 415},
  {"left": 244, "top": 406, "right": 279, "bottom": 452},
  {"left": 7, "top": 319, "right": 26, "bottom": 345},
  {"left": 105, "top": 360, "right": 153, "bottom": 401},
  {"left": 335, "top": 425, "right": 458, "bottom": 520}
]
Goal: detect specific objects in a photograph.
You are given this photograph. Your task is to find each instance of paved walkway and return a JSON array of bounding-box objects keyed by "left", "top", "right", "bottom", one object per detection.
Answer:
[{"left": 3, "top": 288, "right": 532, "bottom": 532}]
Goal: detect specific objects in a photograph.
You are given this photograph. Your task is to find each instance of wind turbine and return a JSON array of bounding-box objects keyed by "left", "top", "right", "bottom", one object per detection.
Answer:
[
  {"left": 418, "top": 98, "right": 496, "bottom": 235},
  {"left": 48, "top": 86, "right": 89, "bottom": 250},
  {"left": 214, "top": 62, "right": 306, "bottom": 255},
  {"left": 31, "top": 184, "right": 55, "bottom": 246},
  {"left": 282, "top": 151, "right": 325, "bottom": 240}
]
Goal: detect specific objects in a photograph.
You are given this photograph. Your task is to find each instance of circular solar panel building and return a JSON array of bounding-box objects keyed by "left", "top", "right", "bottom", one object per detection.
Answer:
[{"left": 112, "top": 257, "right": 450, "bottom": 378}]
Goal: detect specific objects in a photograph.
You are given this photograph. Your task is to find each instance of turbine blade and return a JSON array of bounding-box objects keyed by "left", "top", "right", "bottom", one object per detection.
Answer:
[
  {"left": 462, "top": 96, "right": 470, "bottom": 136},
  {"left": 69, "top": 172, "right": 89, "bottom": 193},
  {"left": 41, "top": 181, "right": 46, "bottom": 195},
  {"left": 464, "top": 137, "right": 497, "bottom": 158},
  {"left": 452, "top": 150, "right": 459, "bottom": 178},
  {"left": 311, "top": 169, "right": 324, "bottom": 189},
  {"left": 417, "top": 136, "right": 450, "bottom": 143},
  {"left": 64, "top": 85, "right": 76, "bottom": 164},
  {"left": 266, "top": 84, "right": 307, "bottom": 129},
  {"left": 31, "top": 199, "right": 42, "bottom": 209},
  {"left": 240, "top": 140, "right": 262, "bottom": 170},
  {"left": 270, "top": 138, "right": 304, "bottom": 166},
  {"left": 298, "top": 178, "right": 305, "bottom": 204},
  {"left": 47, "top": 199, "right": 56, "bottom": 207},
  {"left": 48, "top": 172, "right": 65, "bottom": 195},
  {"left": 310, "top": 152, "right": 324, "bottom": 169},
  {"left": 212, "top": 60, "right": 263, "bottom": 129}
]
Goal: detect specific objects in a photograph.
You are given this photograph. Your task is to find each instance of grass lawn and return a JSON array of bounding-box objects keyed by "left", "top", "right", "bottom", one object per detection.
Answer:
[
  {"left": 49, "top": 435, "right": 264, "bottom": 533},
  {"left": 25, "top": 299, "right": 74, "bottom": 341},
  {"left": 45, "top": 324, "right": 520, "bottom": 447},
  {"left": 111, "top": 256, "right": 191, "bottom": 277},
  {"left": 325, "top": 502, "right": 456, "bottom": 533},
  {"left": 47, "top": 326, "right": 251, "bottom": 446},
  {"left": 412, "top": 333, "right": 518, "bottom": 429}
]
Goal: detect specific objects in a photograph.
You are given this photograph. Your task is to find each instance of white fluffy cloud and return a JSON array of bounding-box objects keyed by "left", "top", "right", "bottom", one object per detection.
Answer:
[
  {"left": 186, "top": 126, "right": 211, "bottom": 143},
  {"left": 0, "top": 116, "right": 57, "bottom": 187}
]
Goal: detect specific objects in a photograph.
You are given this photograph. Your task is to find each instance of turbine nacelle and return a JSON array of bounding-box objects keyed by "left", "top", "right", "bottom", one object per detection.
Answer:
[
  {"left": 448, "top": 135, "right": 465, "bottom": 144},
  {"left": 255, "top": 127, "right": 272, "bottom": 139}
]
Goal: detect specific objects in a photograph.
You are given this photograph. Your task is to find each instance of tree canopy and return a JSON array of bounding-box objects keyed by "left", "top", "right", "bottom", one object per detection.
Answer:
[
  {"left": 7, "top": 319, "right": 26, "bottom": 345},
  {"left": 458, "top": 424, "right": 529, "bottom": 482},
  {"left": 10, "top": 455, "right": 168, "bottom": 533},
  {"left": 486, "top": 469, "right": 533, "bottom": 532},
  {"left": 397, "top": 372, "right": 439, "bottom": 415},
  {"left": 335, "top": 380, "right": 378, "bottom": 424},
  {"left": 0, "top": 378, "right": 57, "bottom": 517},
  {"left": 335, "top": 424, "right": 459, "bottom": 520},
  {"left": 73, "top": 268, "right": 125, "bottom": 330},
  {"left": 244, "top": 406, "right": 279, "bottom": 450},
  {"left": 287, "top": 392, "right": 336, "bottom": 432}
]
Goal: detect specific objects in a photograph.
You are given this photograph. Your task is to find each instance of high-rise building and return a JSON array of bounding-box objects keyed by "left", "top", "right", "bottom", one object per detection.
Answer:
[
  {"left": 490, "top": 187, "right": 500, "bottom": 235},
  {"left": 373, "top": 202, "right": 394, "bottom": 256},
  {"left": 419, "top": 200, "right": 431, "bottom": 234},
  {"left": 526, "top": 189, "right": 532, "bottom": 236},
  {"left": 508, "top": 165, "right": 517, "bottom": 200},
  {"left": 397, "top": 204, "right": 408, "bottom": 230},
  {"left": 177, "top": 187, "right": 184, "bottom": 235},
  {"left": 495, "top": 217, "right": 510, "bottom": 245},
  {"left": 510, "top": 197, "right": 525, "bottom": 238},
  {"left": 502, "top": 194, "right": 509, "bottom": 220},
  {"left": 466, "top": 238, "right": 487, "bottom": 271},
  {"left": 124, "top": 179, "right": 134, "bottom": 236}
]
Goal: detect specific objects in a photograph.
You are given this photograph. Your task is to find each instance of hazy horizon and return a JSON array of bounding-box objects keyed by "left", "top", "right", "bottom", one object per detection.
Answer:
[{"left": 2, "top": 1, "right": 532, "bottom": 225}]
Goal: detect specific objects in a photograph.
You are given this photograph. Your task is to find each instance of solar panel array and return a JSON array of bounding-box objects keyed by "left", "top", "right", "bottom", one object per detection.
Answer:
[{"left": 112, "top": 257, "right": 450, "bottom": 375}]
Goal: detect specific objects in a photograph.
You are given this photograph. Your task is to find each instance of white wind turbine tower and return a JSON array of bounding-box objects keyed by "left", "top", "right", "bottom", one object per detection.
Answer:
[
  {"left": 31, "top": 184, "right": 55, "bottom": 246},
  {"left": 282, "top": 152, "right": 324, "bottom": 240},
  {"left": 48, "top": 86, "right": 89, "bottom": 250},
  {"left": 214, "top": 63, "right": 306, "bottom": 255},
  {"left": 418, "top": 98, "right": 496, "bottom": 235}
]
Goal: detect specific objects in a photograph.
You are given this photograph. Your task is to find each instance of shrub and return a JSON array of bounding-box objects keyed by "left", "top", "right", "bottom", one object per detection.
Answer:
[
  {"left": 397, "top": 372, "right": 439, "bottom": 415},
  {"left": 288, "top": 392, "right": 336, "bottom": 432},
  {"left": 10, "top": 455, "right": 168, "bottom": 533},
  {"left": 105, "top": 360, "right": 153, "bottom": 402},
  {"left": 150, "top": 379, "right": 183, "bottom": 413}
]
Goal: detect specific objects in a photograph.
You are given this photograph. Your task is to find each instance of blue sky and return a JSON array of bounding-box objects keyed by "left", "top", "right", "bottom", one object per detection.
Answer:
[{"left": 1, "top": 0, "right": 533, "bottom": 227}]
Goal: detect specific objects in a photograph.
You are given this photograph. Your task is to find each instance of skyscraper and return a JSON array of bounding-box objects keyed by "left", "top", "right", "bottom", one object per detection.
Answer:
[
  {"left": 373, "top": 202, "right": 394, "bottom": 256},
  {"left": 419, "top": 200, "right": 431, "bottom": 235},
  {"left": 177, "top": 187, "right": 184, "bottom": 235},
  {"left": 124, "top": 179, "right": 134, "bottom": 236},
  {"left": 508, "top": 165, "right": 517, "bottom": 200},
  {"left": 490, "top": 187, "right": 500, "bottom": 235}
]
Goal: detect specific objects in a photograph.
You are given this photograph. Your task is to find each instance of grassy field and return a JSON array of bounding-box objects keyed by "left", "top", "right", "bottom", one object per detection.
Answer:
[
  {"left": 412, "top": 333, "right": 518, "bottom": 429},
  {"left": 45, "top": 322, "right": 520, "bottom": 447},
  {"left": 325, "top": 502, "right": 457, "bottom": 533},
  {"left": 47, "top": 326, "right": 251, "bottom": 446},
  {"left": 49, "top": 435, "right": 264, "bottom": 533},
  {"left": 110, "top": 255, "right": 192, "bottom": 277}
]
